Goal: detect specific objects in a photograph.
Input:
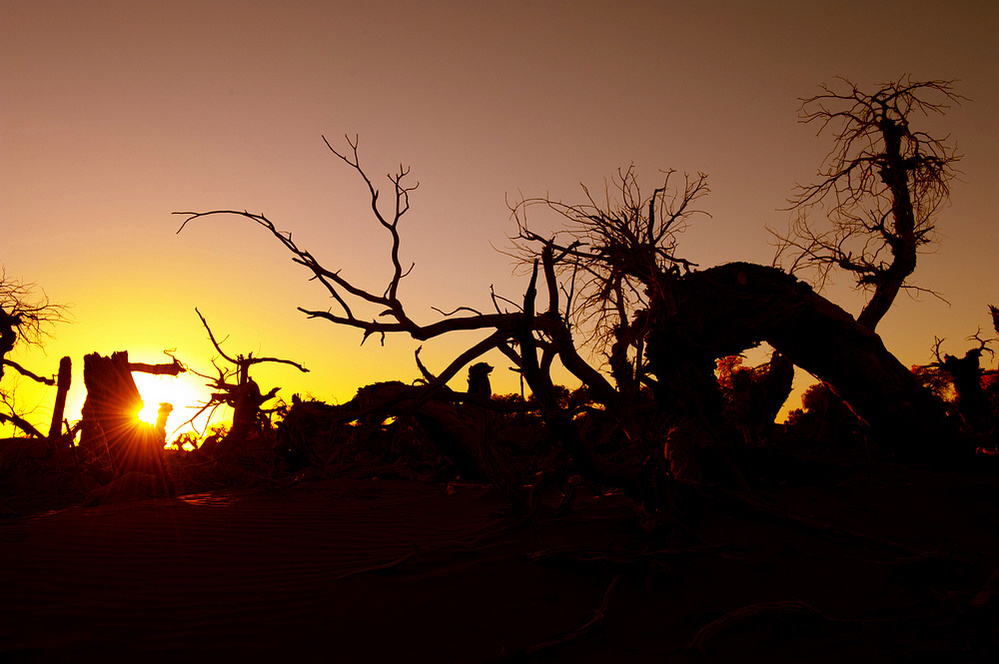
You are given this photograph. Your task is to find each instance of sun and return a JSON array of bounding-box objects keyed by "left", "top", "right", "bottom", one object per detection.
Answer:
[{"left": 132, "top": 372, "right": 206, "bottom": 431}]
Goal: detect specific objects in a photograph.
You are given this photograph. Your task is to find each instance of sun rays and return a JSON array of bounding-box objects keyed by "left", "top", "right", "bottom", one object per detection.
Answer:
[{"left": 132, "top": 372, "right": 209, "bottom": 441}]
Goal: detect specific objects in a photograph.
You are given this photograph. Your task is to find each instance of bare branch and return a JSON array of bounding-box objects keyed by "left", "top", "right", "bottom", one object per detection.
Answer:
[
  {"left": 0, "top": 270, "right": 71, "bottom": 350},
  {"left": 506, "top": 166, "right": 708, "bottom": 388},
  {"left": 195, "top": 308, "right": 309, "bottom": 374},
  {"left": 413, "top": 346, "right": 437, "bottom": 384},
  {"left": 128, "top": 359, "right": 186, "bottom": 376},
  {"left": 0, "top": 410, "right": 46, "bottom": 438},
  {"left": 177, "top": 139, "right": 427, "bottom": 343},
  {"left": 2, "top": 359, "right": 56, "bottom": 386},
  {"left": 432, "top": 305, "right": 485, "bottom": 317},
  {"left": 195, "top": 307, "right": 239, "bottom": 365},
  {"left": 773, "top": 76, "right": 964, "bottom": 330}
]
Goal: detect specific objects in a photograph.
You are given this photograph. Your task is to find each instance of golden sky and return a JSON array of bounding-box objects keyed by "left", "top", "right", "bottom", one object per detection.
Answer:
[{"left": 2, "top": 0, "right": 997, "bottom": 438}]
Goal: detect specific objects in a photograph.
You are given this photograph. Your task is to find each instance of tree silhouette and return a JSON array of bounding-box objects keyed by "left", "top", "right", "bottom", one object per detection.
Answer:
[
  {"left": 508, "top": 166, "right": 709, "bottom": 402},
  {"left": 0, "top": 271, "right": 69, "bottom": 437},
  {"left": 184, "top": 307, "right": 308, "bottom": 454},
  {"left": 178, "top": 136, "right": 669, "bottom": 506},
  {"left": 179, "top": 127, "right": 969, "bottom": 509},
  {"left": 915, "top": 306, "right": 999, "bottom": 440},
  {"left": 773, "top": 77, "right": 964, "bottom": 331}
]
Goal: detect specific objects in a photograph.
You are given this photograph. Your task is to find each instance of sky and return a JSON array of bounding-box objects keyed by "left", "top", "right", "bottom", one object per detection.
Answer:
[{"left": 2, "top": 0, "right": 997, "bottom": 439}]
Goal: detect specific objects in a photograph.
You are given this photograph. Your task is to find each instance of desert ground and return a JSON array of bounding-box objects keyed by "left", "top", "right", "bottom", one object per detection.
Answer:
[{"left": 3, "top": 445, "right": 998, "bottom": 663}]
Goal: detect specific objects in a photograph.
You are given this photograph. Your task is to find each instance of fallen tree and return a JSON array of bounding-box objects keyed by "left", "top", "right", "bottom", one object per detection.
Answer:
[{"left": 645, "top": 262, "right": 950, "bottom": 458}]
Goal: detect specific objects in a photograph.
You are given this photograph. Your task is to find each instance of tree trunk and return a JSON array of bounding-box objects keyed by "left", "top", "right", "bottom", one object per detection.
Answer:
[
  {"left": 0, "top": 305, "right": 16, "bottom": 381},
  {"left": 47, "top": 356, "right": 72, "bottom": 439},
  {"left": 942, "top": 349, "right": 992, "bottom": 435},
  {"left": 646, "top": 263, "right": 951, "bottom": 458},
  {"left": 79, "top": 351, "right": 166, "bottom": 478}
]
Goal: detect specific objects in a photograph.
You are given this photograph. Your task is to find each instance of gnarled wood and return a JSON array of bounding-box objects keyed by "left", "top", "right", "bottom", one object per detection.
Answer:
[
  {"left": 47, "top": 356, "right": 72, "bottom": 439},
  {"left": 647, "top": 262, "right": 949, "bottom": 457},
  {"left": 79, "top": 351, "right": 167, "bottom": 478}
]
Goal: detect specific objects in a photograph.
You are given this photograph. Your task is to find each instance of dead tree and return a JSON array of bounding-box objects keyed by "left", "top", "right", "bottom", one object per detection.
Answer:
[
  {"left": 919, "top": 311, "right": 999, "bottom": 440},
  {"left": 644, "top": 262, "right": 949, "bottom": 457},
  {"left": 177, "top": 137, "right": 661, "bottom": 506},
  {"left": 509, "top": 165, "right": 709, "bottom": 403},
  {"left": 177, "top": 135, "right": 965, "bottom": 513},
  {"left": 1, "top": 272, "right": 69, "bottom": 438},
  {"left": 47, "top": 356, "right": 72, "bottom": 439},
  {"left": 773, "top": 77, "right": 964, "bottom": 331},
  {"left": 185, "top": 308, "right": 308, "bottom": 455},
  {"left": 510, "top": 174, "right": 953, "bottom": 458},
  {"left": 467, "top": 362, "right": 493, "bottom": 399}
]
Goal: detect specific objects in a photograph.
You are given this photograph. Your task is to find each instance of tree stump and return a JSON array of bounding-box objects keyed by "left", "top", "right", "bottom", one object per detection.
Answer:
[
  {"left": 47, "top": 356, "right": 72, "bottom": 439},
  {"left": 79, "top": 351, "right": 166, "bottom": 479}
]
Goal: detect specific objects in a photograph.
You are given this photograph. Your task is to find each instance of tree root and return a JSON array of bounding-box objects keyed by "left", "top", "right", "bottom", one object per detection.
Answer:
[
  {"left": 689, "top": 600, "right": 827, "bottom": 660},
  {"left": 330, "top": 542, "right": 419, "bottom": 581},
  {"left": 696, "top": 483, "right": 959, "bottom": 561},
  {"left": 496, "top": 572, "right": 621, "bottom": 660}
]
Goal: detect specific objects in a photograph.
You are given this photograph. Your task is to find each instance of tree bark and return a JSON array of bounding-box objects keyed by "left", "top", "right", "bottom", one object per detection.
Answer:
[
  {"left": 79, "top": 351, "right": 166, "bottom": 478},
  {"left": 647, "top": 262, "right": 950, "bottom": 458},
  {"left": 47, "top": 356, "right": 72, "bottom": 439},
  {"left": 0, "top": 305, "right": 16, "bottom": 381},
  {"left": 942, "top": 349, "right": 992, "bottom": 435}
]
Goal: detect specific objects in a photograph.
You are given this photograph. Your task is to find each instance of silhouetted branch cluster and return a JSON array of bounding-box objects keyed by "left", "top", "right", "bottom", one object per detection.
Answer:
[
  {"left": 1, "top": 271, "right": 70, "bottom": 436},
  {"left": 508, "top": 166, "right": 710, "bottom": 398},
  {"left": 175, "top": 309, "right": 309, "bottom": 449},
  {"left": 175, "top": 78, "right": 976, "bottom": 516},
  {"left": 772, "top": 76, "right": 964, "bottom": 330},
  {"left": 913, "top": 306, "right": 999, "bottom": 442},
  {"left": 1, "top": 270, "right": 69, "bottom": 380},
  {"left": 178, "top": 142, "right": 676, "bottom": 507}
]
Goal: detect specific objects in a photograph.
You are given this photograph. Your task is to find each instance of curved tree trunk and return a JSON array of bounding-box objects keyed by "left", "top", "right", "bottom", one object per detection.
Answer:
[{"left": 647, "top": 263, "right": 952, "bottom": 458}]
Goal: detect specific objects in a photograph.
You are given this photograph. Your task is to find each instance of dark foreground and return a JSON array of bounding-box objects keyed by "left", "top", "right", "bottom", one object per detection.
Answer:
[{"left": 2, "top": 452, "right": 998, "bottom": 662}]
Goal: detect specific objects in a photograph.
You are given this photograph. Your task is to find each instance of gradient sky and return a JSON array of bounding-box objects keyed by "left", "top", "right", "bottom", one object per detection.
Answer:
[{"left": 2, "top": 0, "right": 997, "bottom": 438}]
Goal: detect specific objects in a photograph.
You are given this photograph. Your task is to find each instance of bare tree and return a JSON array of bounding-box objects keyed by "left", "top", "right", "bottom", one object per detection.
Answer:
[
  {"left": 508, "top": 166, "right": 710, "bottom": 402},
  {"left": 184, "top": 308, "right": 308, "bottom": 450},
  {"left": 178, "top": 132, "right": 970, "bottom": 509},
  {"left": 504, "top": 168, "right": 953, "bottom": 461},
  {"left": 1, "top": 271, "right": 70, "bottom": 437},
  {"left": 178, "top": 136, "right": 664, "bottom": 505},
  {"left": 915, "top": 306, "right": 999, "bottom": 438},
  {"left": 773, "top": 76, "right": 964, "bottom": 331},
  {"left": 177, "top": 136, "right": 578, "bottom": 399}
]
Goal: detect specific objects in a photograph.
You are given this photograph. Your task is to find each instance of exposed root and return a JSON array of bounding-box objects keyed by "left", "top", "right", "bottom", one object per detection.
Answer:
[
  {"left": 689, "top": 600, "right": 827, "bottom": 660},
  {"left": 496, "top": 572, "right": 621, "bottom": 660},
  {"left": 331, "top": 542, "right": 419, "bottom": 581}
]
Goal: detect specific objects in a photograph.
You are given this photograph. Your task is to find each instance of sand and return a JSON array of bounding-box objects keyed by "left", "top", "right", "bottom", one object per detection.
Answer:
[{"left": 2, "top": 454, "right": 999, "bottom": 662}]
